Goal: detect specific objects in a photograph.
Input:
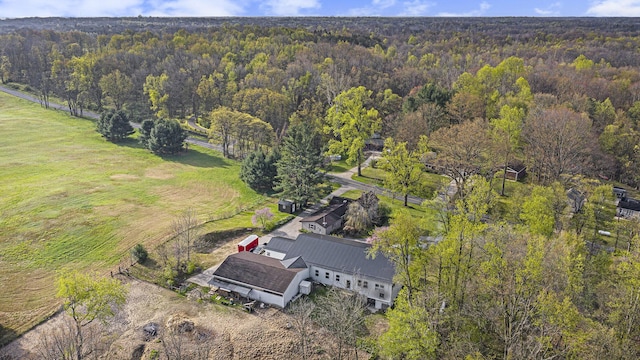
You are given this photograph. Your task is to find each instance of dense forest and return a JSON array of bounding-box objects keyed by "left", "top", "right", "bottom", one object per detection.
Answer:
[{"left": 1, "top": 17, "right": 640, "bottom": 358}]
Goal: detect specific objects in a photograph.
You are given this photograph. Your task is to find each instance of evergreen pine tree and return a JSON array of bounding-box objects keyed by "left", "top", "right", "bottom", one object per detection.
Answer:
[
  {"left": 275, "top": 122, "right": 324, "bottom": 207},
  {"left": 240, "top": 149, "right": 280, "bottom": 193},
  {"left": 146, "top": 119, "right": 187, "bottom": 155},
  {"left": 96, "top": 109, "right": 134, "bottom": 142}
]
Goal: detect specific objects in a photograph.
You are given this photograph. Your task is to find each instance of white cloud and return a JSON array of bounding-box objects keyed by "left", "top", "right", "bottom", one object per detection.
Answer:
[
  {"left": 534, "top": 2, "right": 561, "bottom": 15},
  {"left": 347, "top": 0, "right": 393, "bottom": 16},
  {"left": 349, "top": 0, "right": 432, "bottom": 16},
  {"left": 261, "top": 0, "right": 321, "bottom": 16},
  {"left": 399, "top": 0, "right": 434, "bottom": 16},
  {"left": 373, "top": 0, "right": 397, "bottom": 9},
  {"left": 587, "top": 0, "right": 640, "bottom": 16},
  {"left": 0, "top": 0, "right": 246, "bottom": 17},
  {"left": 438, "top": 1, "right": 490, "bottom": 16}
]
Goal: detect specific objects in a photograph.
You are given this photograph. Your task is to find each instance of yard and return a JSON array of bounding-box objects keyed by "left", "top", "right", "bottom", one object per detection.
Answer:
[
  {"left": 352, "top": 166, "right": 449, "bottom": 200},
  {"left": 0, "top": 92, "right": 282, "bottom": 344},
  {"left": 340, "top": 189, "right": 440, "bottom": 233}
]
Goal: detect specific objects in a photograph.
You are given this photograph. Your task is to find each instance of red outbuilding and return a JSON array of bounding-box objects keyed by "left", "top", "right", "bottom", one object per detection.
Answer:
[{"left": 238, "top": 234, "right": 259, "bottom": 252}]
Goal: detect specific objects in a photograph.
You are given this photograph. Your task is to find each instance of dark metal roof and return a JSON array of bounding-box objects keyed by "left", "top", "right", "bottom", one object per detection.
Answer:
[
  {"left": 265, "top": 236, "right": 296, "bottom": 254},
  {"left": 211, "top": 252, "right": 305, "bottom": 294},
  {"left": 281, "top": 256, "right": 307, "bottom": 269},
  {"left": 619, "top": 198, "right": 640, "bottom": 212},
  {"left": 506, "top": 163, "right": 526, "bottom": 173},
  {"left": 301, "top": 202, "right": 348, "bottom": 227},
  {"left": 284, "top": 233, "right": 395, "bottom": 282}
]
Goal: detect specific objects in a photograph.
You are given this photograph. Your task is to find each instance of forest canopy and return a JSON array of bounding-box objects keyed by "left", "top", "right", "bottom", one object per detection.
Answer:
[{"left": 2, "top": 17, "right": 640, "bottom": 359}]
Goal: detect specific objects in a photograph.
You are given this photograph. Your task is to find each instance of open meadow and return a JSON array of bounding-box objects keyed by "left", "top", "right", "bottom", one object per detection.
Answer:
[{"left": 0, "top": 92, "right": 271, "bottom": 344}]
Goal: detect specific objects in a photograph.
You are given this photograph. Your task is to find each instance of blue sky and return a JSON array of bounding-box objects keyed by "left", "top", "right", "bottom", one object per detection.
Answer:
[{"left": 1, "top": 0, "right": 639, "bottom": 18}]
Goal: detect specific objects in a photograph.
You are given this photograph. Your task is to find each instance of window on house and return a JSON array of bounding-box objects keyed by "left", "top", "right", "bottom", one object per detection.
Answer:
[
  {"left": 335, "top": 274, "right": 340, "bottom": 282},
  {"left": 325, "top": 272, "right": 330, "bottom": 279},
  {"left": 379, "top": 292, "right": 385, "bottom": 299},
  {"left": 375, "top": 284, "right": 379, "bottom": 289},
  {"left": 346, "top": 280, "right": 351, "bottom": 289},
  {"left": 315, "top": 270, "right": 319, "bottom": 277},
  {"left": 357, "top": 280, "right": 362, "bottom": 287},
  {"left": 363, "top": 281, "right": 368, "bottom": 288},
  {"left": 309, "top": 223, "right": 315, "bottom": 230}
]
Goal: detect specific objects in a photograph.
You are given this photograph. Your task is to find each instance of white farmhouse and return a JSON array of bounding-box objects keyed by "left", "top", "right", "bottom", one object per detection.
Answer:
[
  {"left": 211, "top": 233, "right": 399, "bottom": 309},
  {"left": 266, "top": 233, "right": 399, "bottom": 309}
]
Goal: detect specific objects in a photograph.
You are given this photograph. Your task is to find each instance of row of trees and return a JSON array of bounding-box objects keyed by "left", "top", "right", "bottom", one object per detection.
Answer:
[{"left": 96, "top": 109, "right": 187, "bottom": 156}]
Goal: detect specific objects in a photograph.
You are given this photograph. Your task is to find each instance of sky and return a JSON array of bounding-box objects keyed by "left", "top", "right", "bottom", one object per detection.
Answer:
[{"left": 1, "top": 0, "right": 640, "bottom": 18}]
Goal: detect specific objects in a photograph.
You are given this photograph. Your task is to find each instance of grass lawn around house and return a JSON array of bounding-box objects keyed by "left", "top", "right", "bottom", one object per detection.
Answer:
[
  {"left": 0, "top": 91, "right": 278, "bottom": 345},
  {"left": 351, "top": 167, "right": 449, "bottom": 200},
  {"left": 340, "top": 189, "right": 439, "bottom": 233},
  {"left": 326, "top": 158, "right": 352, "bottom": 173},
  {"left": 352, "top": 167, "right": 386, "bottom": 186}
]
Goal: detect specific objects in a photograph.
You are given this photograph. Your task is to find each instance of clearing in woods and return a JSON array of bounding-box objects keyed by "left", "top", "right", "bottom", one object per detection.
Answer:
[{"left": 0, "top": 91, "right": 272, "bottom": 344}]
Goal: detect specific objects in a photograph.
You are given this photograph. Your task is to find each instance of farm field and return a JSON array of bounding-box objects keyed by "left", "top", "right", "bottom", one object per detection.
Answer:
[{"left": 0, "top": 92, "right": 271, "bottom": 344}]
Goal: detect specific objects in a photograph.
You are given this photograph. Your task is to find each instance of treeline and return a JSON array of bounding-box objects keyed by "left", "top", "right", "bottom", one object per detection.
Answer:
[{"left": 1, "top": 21, "right": 639, "bottom": 186}]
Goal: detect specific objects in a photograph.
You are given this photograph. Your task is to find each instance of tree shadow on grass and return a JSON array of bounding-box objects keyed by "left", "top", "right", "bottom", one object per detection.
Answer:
[
  {"left": 0, "top": 324, "right": 19, "bottom": 351},
  {"left": 112, "top": 138, "right": 229, "bottom": 168},
  {"left": 162, "top": 147, "right": 230, "bottom": 168},
  {"left": 113, "top": 137, "right": 147, "bottom": 150}
]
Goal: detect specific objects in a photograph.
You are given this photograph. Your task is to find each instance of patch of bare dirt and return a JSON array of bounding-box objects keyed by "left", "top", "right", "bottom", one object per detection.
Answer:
[
  {"left": 144, "top": 166, "right": 175, "bottom": 180},
  {"left": 1, "top": 278, "right": 367, "bottom": 360},
  {"left": 110, "top": 174, "right": 140, "bottom": 181}
]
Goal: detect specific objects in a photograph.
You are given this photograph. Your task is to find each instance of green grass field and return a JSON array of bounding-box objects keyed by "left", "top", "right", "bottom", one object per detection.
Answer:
[{"left": 0, "top": 92, "right": 274, "bottom": 343}]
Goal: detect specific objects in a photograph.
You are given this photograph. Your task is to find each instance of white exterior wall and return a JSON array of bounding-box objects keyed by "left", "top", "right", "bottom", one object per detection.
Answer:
[
  {"left": 301, "top": 222, "right": 328, "bottom": 235},
  {"left": 618, "top": 208, "right": 640, "bottom": 219},
  {"left": 355, "top": 279, "right": 395, "bottom": 307},
  {"left": 283, "top": 269, "right": 310, "bottom": 306},
  {"left": 247, "top": 289, "right": 285, "bottom": 308},
  {"left": 309, "top": 265, "right": 395, "bottom": 307},
  {"left": 245, "top": 270, "right": 309, "bottom": 308}
]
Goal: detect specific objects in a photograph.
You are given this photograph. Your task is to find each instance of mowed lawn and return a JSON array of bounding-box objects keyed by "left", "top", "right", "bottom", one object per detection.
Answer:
[{"left": 0, "top": 92, "right": 266, "bottom": 342}]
